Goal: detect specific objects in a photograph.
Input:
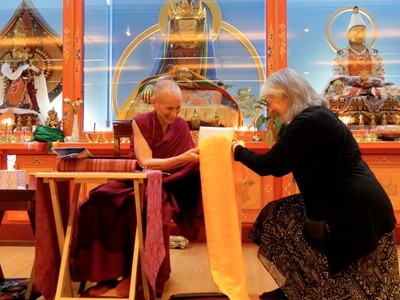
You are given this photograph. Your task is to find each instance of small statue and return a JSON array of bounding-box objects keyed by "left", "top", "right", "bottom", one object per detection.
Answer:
[
  {"left": 45, "top": 108, "right": 61, "bottom": 128},
  {"left": 370, "top": 114, "right": 376, "bottom": 127},
  {"left": 26, "top": 116, "right": 32, "bottom": 132},
  {"left": 359, "top": 114, "right": 364, "bottom": 125},
  {"left": 190, "top": 109, "right": 201, "bottom": 130},
  {"left": 381, "top": 114, "right": 387, "bottom": 125},
  {"left": 16, "top": 116, "right": 22, "bottom": 131},
  {"left": 210, "top": 112, "right": 220, "bottom": 127}
]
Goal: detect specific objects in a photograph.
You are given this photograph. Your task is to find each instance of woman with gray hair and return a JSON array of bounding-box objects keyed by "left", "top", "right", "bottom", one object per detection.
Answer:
[{"left": 232, "top": 68, "right": 400, "bottom": 299}]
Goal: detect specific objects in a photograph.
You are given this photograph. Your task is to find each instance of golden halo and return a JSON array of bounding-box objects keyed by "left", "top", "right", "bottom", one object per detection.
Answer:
[
  {"left": 325, "top": 6, "right": 378, "bottom": 52},
  {"left": 113, "top": 22, "right": 265, "bottom": 119},
  {"left": 159, "top": 0, "right": 222, "bottom": 41}
]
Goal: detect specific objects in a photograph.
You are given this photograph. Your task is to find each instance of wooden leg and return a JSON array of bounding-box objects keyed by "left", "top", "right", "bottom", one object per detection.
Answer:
[
  {"left": 48, "top": 179, "right": 66, "bottom": 254},
  {"left": 27, "top": 203, "right": 36, "bottom": 234},
  {"left": 133, "top": 179, "right": 149, "bottom": 300},
  {"left": 0, "top": 211, "right": 4, "bottom": 282},
  {"left": 78, "top": 281, "right": 87, "bottom": 295},
  {"left": 55, "top": 183, "right": 81, "bottom": 299},
  {"left": 0, "top": 210, "right": 5, "bottom": 224},
  {"left": 25, "top": 261, "right": 35, "bottom": 300},
  {"left": 0, "top": 264, "right": 4, "bottom": 282}
]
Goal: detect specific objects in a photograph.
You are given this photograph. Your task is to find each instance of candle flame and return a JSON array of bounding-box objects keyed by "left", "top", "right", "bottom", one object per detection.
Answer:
[{"left": 2, "top": 118, "right": 13, "bottom": 126}]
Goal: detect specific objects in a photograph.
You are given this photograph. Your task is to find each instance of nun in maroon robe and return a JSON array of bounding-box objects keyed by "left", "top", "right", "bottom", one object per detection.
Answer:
[{"left": 69, "top": 109, "right": 203, "bottom": 298}]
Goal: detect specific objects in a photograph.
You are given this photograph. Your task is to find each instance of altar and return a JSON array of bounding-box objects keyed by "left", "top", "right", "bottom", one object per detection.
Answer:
[{"left": 1, "top": 137, "right": 400, "bottom": 243}]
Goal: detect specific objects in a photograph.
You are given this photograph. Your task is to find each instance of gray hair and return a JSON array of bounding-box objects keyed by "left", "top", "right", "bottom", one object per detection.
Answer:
[
  {"left": 260, "top": 68, "right": 329, "bottom": 123},
  {"left": 152, "top": 78, "right": 182, "bottom": 102}
]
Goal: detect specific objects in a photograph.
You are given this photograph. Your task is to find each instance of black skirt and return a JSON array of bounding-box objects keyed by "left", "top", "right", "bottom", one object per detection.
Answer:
[{"left": 249, "top": 194, "right": 400, "bottom": 299}]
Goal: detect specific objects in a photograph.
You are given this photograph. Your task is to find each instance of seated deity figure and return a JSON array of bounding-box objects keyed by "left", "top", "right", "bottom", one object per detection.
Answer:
[
  {"left": 1, "top": 51, "right": 41, "bottom": 110},
  {"left": 124, "top": 0, "right": 242, "bottom": 128},
  {"left": 151, "top": 0, "right": 217, "bottom": 81},
  {"left": 44, "top": 108, "right": 61, "bottom": 128},
  {"left": 0, "top": 13, "right": 51, "bottom": 121},
  {"left": 323, "top": 6, "right": 400, "bottom": 101}
]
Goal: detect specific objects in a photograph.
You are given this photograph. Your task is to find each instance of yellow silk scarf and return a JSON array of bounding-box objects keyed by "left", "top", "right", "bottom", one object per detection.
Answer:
[{"left": 199, "top": 134, "right": 249, "bottom": 300}]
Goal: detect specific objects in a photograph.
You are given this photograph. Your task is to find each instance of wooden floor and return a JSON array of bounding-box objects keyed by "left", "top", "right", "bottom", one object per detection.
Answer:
[
  {"left": 0, "top": 243, "right": 277, "bottom": 300},
  {"left": 1, "top": 243, "right": 400, "bottom": 300}
]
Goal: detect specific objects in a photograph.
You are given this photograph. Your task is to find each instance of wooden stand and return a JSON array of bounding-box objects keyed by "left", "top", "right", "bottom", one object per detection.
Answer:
[{"left": 35, "top": 172, "right": 150, "bottom": 300}]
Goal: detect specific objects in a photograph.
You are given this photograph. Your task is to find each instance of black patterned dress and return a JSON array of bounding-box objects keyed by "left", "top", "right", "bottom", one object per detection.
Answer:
[{"left": 249, "top": 194, "right": 400, "bottom": 300}]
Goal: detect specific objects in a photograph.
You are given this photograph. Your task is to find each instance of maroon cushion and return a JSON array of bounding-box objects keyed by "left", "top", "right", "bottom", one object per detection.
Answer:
[{"left": 56, "top": 158, "right": 137, "bottom": 172}]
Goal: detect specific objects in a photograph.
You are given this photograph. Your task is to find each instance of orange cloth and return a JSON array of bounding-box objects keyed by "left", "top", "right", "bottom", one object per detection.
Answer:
[{"left": 199, "top": 135, "right": 249, "bottom": 300}]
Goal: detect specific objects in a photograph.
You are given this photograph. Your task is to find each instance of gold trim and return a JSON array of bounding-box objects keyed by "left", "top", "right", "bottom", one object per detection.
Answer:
[
  {"left": 113, "top": 21, "right": 265, "bottom": 122},
  {"left": 325, "top": 6, "right": 378, "bottom": 52}
]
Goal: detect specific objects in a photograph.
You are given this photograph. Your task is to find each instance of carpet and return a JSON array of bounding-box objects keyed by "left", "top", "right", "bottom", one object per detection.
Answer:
[{"left": 0, "top": 278, "right": 40, "bottom": 300}]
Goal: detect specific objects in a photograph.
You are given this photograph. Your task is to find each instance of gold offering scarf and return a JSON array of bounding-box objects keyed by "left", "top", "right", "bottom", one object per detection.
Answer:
[{"left": 199, "top": 134, "right": 249, "bottom": 300}]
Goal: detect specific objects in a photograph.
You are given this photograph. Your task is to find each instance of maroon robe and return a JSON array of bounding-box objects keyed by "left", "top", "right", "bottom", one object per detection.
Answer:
[{"left": 70, "top": 110, "right": 203, "bottom": 297}]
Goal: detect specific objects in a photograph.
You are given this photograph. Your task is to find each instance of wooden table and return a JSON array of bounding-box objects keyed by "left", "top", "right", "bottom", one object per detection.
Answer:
[{"left": 34, "top": 171, "right": 150, "bottom": 300}]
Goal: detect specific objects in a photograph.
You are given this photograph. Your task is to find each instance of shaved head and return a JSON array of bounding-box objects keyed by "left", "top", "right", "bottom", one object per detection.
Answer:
[{"left": 152, "top": 79, "right": 182, "bottom": 104}]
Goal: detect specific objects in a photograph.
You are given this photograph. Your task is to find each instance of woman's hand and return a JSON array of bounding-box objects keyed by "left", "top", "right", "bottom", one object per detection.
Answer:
[{"left": 232, "top": 140, "right": 239, "bottom": 153}]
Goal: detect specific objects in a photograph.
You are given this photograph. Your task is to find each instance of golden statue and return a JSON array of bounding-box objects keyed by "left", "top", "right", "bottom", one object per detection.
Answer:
[
  {"left": 45, "top": 108, "right": 62, "bottom": 129},
  {"left": 324, "top": 6, "right": 400, "bottom": 125},
  {"left": 122, "top": 0, "right": 242, "bottom": 128}
]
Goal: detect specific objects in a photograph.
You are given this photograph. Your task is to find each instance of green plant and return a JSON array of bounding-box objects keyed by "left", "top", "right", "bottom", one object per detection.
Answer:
[{"left": 254, "top": 98, "right": 282, "bottom": 146}]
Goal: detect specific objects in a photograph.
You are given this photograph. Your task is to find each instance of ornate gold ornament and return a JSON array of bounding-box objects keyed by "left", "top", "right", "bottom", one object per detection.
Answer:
[{"left": 169, "top": 0, "right": 206, "bottom": 21}]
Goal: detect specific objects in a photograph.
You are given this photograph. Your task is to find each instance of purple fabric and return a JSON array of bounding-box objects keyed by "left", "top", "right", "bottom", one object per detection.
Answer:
[
  {"left": 70, "top": 180, "right": 137, "bottom": 282},
  {"left": 34, "top": 179, "right": 70, "bottom": 300},
  {"left": 143, "top": 170, "right": 164, "bottom": 294}
]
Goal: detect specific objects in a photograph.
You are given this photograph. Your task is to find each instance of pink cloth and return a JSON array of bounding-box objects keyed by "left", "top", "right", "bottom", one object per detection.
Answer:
[{"left": 143, "top": 170, "right": 164, "bottom": 293}]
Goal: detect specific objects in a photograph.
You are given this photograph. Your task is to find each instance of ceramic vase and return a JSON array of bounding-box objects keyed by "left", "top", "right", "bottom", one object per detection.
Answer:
[{"left": 71, "top": 114, "right": 80, "bottom": 142}]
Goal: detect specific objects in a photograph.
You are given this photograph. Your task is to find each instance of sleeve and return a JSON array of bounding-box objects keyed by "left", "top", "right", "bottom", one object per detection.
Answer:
[
  {"left": 371, "top": 49, "right": 385, "bottom": 80},
  {"left": 332, "top": 50, "right": 348, "bottom": 76},
  {"left": 233, "top": 113, "right": 319, "bottom": 177}
]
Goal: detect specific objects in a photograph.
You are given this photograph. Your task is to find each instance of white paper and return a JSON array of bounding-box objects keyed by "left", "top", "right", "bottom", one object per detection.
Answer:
[
  {"left": 7, "top": 155, "right": 16, "bottom": 170},
  {"left": 198, "top": 126, "right": 235, "bottom": 148}
]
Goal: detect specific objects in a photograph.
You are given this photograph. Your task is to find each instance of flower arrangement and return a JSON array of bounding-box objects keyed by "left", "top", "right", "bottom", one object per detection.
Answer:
[
  {"left": 253, "top": 98, "right": 282, "bottom": 146},
  {"left": 64, "top": 98, "right": 83, "bottom": 114}
]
